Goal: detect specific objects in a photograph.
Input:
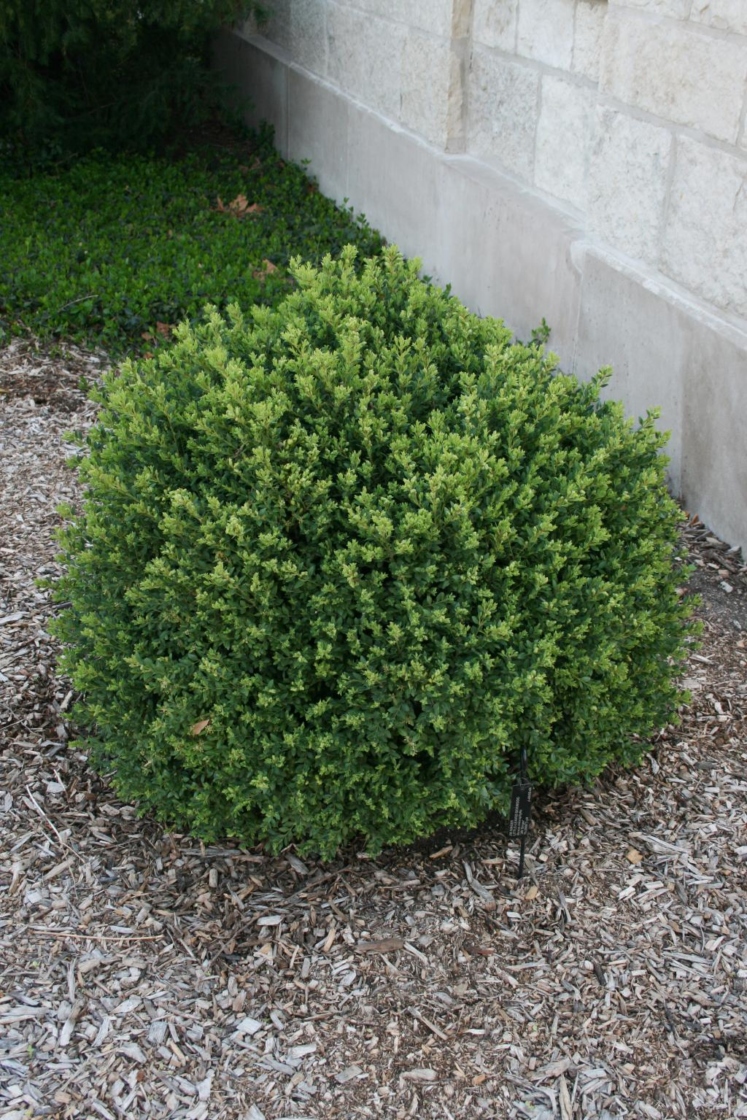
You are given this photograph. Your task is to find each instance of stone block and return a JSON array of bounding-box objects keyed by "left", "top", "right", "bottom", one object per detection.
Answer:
[
  {"left": 327, "top": 3, "right": 406, "bottom": 121},
  {"left": 572, "top": 0, "right": 607, "bottom": 83},
  {"left": 534, "top": 77, "right": 595, "bottom": 212},
  {"left": 662, "top": 137, "right": 747, "bottom": 318},
  {"left": 517, "top": 0, "right": 576, "bottom": 70},
  {"left": 608, "top": 0, "right": 692, "bottom": 17},
  {"left": 473, "top": 0, "right": 519, "bottom": 52},
  {"left": 467, "top": 49, "right": 540, "bottom": 181},
  {"left": 255, "top": 0, "right": 291, "bottom": 50},
  {"left": 348, "top": 0, "right": 454, "bottom": 38},
  {"left": 600, "top": 9, "right": 747, "bottom": 143},
  {"left": 287, "top": 0, "right": 328, "bottom": 76},
  {"left": 401, "top": 31, "right": 457, "bottom": 147},
  {"left": 587, "top": 108, "right": 673, "bottom": 265},
  {"left": 690, "top": 0, "right": 747, "bottom": 36}
]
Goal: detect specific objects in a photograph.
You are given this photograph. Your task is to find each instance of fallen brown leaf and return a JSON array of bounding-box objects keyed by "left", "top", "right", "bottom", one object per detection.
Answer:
[
  {"left": 253, "top": 259, "right": 279, "bottom": 281},
  {"left": 214, "top": 195, "right": 263, "bottom": 217}
]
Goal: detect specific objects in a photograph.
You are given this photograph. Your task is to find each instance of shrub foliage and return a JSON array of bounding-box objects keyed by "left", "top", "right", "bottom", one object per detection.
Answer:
[
  {"left": 0, "top": 0, "right": 256, "bottom": 160},
  {"left": 55, "top": 248, "right": 691, "bottom": 856}
]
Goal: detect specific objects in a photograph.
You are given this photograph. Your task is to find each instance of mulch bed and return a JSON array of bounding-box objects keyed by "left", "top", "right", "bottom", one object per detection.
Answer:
[{"left": 1, "top": 338, "right": 746, "bottom": 1120}]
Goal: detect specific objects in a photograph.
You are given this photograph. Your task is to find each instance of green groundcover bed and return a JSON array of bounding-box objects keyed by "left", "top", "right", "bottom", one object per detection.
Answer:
[{"left": 0, "top": 128, "right": 383, "bottom": 355}]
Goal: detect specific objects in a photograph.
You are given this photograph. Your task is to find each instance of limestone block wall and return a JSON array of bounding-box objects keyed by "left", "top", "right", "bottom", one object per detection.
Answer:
[
  {"left": 242, "top": 0, "right": 747, "bottom": 326},
  {"left": 467, "top": 0, "right": 747, "bottom": 323},
  {"left": 216, "top": 0, "right": 747, "bottom": 549},
  {"left": 241, "top": 0, "right": 465, "bottom": 149}
]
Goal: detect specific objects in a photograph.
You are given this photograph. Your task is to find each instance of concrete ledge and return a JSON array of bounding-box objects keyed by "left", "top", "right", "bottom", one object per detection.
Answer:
[{"left": 213, "top": 27, "right": 747, "bottom": 550}]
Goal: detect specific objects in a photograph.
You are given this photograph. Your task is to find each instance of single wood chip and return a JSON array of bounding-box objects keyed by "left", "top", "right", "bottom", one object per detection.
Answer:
[
  {"left": 356, "top": 938, "right": 405, "bottom": 954},
  {"left": 334, "top": 1065, "right": 363, "bottom": 1084},
  {"left": 559, "top": 1074, "right": 573, "bottom": 1120}
]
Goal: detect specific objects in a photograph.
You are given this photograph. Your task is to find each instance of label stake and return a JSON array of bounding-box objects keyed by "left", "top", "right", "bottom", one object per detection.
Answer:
[{"left": 508, "top": 745, "right": 533, "bottom": 879}]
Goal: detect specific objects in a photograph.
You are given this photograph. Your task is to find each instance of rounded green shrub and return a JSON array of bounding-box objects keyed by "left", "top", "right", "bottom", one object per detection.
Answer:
[{"left": 55, "top": 247, "right": 691, "bottom": 857}]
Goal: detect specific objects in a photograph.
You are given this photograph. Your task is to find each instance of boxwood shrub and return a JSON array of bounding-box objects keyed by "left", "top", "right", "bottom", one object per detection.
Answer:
[{"left": 54, "top": 247, "right": 691, "bottom": 856}]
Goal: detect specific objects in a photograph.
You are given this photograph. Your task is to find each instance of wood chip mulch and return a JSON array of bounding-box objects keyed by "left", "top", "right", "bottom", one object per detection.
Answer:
[{"left": 1, "top": 338, "right": 746, "bottom": 1120}]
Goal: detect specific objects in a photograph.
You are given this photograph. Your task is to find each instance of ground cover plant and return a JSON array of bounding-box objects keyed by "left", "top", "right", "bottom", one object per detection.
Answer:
[
  {"left": 0, "top": 129, "right": 382, "bottom": 355},
  {"left": 53, "top": 246, "right": 693, "bottom": 858}
]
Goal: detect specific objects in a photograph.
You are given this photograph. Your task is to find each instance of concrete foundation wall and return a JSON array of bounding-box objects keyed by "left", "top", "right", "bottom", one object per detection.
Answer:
[{"left": 214, "top": 0, "right": 747, "bottom": 550}]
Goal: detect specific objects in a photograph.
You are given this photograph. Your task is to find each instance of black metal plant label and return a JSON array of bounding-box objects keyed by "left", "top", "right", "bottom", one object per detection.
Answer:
[
  {"left": 508, "top": 746, "right": 533, "bottom": 878},
  {"left": 508, "top": 780, "right": 532, "bottom": 839}
]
